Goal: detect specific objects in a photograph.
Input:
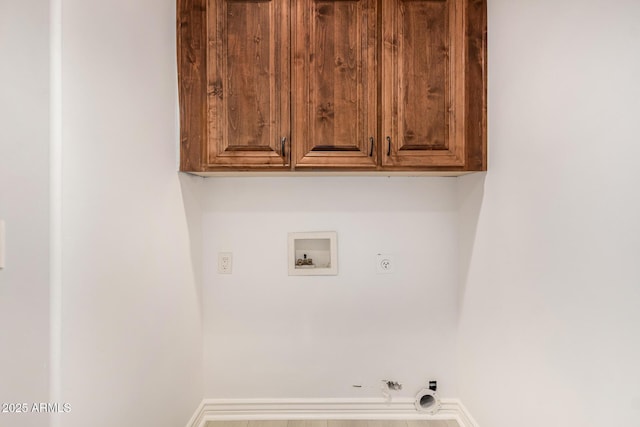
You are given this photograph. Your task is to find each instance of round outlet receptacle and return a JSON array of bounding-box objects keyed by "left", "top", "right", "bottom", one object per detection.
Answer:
[{"left": 376, "top": 254, "right": 395, "bottom": 274}]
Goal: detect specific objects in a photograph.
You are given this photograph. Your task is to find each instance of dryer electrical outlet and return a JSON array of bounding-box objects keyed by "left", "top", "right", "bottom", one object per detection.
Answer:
[{"left": 376, "top": 254, "right": 395, "bottom": 274}]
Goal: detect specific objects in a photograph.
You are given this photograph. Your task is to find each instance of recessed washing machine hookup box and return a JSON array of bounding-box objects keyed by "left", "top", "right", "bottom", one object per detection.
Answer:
[{"left": 288, "top": 231, "right": 337, "bottom": 276}]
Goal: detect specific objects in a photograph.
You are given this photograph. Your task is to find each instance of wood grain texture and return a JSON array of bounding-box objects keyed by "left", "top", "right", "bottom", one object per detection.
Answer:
[
  {"left": 178, "top": 0, "right": 486, "bottom": 173},
  {"left": 402, "top": 1, "right": 448, "bottom": 150},
  {"left": 225, "top": 2, "right": 272, "bottom": 148},
  {"left": 382, "top": 0, "right": 466, "bottom": 169},
  {"left": 288, "top": 421, "right": 329, "bottom": 427},
  {"left": 327, "top": 421, "right": 369, "bottom": 427},
  {"left": 207, "top": 421, "right": 250, "bottom": 427},
  {"left": 406, "top": 420, "right": 459, "bottom": 427},
  {"left": 367, "top": 421, "right": 408, "bottom": 427},
  {"left": 293, "top": 0, "right": 378, "bottom": 168},
  {"left": 178, "top": 0, "right": 208, "bottom": 172},
  {"left": 245, "top": 421, "right": 289, "bottom": 427},
  {"left": 464, "top": 0, "right": 487, "bottom": 171},
  {"left": 207, "top": 0, "right": 291, "bottom": 168}
]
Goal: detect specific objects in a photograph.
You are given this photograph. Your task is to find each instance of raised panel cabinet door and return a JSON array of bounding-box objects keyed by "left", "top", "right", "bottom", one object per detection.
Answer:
[
  {"left": 207, "top": 0, "right": 291, "bottom": 168},
  {"left": 382, "top": 0, "right": 469, "bottom": 169},
  {"left": 292, "top": 0, "right": 378, "bottom": 168}
]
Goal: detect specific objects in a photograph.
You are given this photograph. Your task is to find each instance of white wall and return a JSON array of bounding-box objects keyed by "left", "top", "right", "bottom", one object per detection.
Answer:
[
  {"left": 10, "top": 0, "right": 640, "bottom": 425},
  {"left": 0, "top": 1, "right": 51, "bottom": 426},
  {"left": 458, "top": 1, "right": 640, "bottom": 426},
  {"left": 202, "top": 177, "right": 459, "bottom": 399},
  {"left": 60, "top": 1, "right": 203, "bottom": 426}
]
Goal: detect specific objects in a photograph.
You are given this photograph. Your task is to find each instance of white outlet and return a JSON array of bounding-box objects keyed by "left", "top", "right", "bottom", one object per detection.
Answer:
[
  {"left": 0, "top": 220, "right": 5, "bottom": 269},
  {"left": 376, "top": 254, "right": 394, "bottom": 274},
  {"left": 218, "top": 252, "right": 232, "bottom": 274}
]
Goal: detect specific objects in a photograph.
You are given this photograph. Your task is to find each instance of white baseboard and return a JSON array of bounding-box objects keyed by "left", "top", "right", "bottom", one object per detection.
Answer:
[
  {"left": 186, "top": 398, "right": 478, "bottom": 427},
  {"left": 454, "top": 401, "right": 479, "bottom": 427}
]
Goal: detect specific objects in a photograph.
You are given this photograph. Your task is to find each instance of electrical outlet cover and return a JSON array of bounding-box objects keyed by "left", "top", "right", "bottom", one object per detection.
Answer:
[
  {"left": 376, "top": 254, "right": 395, "bottom": 274},
  {"left": 218, "top": 252, "right": 232, "bottom": 274},
  {"left": 0, "top": 220, "right": 5, "bottom": 269}
]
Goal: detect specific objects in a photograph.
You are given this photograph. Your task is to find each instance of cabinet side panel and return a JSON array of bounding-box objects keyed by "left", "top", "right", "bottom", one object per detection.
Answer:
[
  {"left": 178, "top": 0, "right": 207, "bottom": 171},
  {"left": 464, "top": 0, "right": 487, "bottom": 171}
]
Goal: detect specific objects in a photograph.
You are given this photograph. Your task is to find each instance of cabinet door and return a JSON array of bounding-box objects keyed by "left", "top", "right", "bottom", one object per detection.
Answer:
[
  {"left": 206, "top": 0, "right": 290, "bottom": 168},
  {"left": 293, "top": 0, "right": 377, "bottom": 168},
  {"left": 382, "top": 0, "right": 466, "bottom": 168}
]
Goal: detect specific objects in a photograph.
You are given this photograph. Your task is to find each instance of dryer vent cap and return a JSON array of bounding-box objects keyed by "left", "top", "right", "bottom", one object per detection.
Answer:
[{"left": 414, "top": 388, "right": 442, "bottom": 415}]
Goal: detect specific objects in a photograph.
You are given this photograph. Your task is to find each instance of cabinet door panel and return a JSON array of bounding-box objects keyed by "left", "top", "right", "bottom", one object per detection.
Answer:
[
  {"left": 207, "top": 0, "right": 290, "bottom": 168},
  {"left": 293, "top": 0, "right": 377, "bottom": 168},
  {"left": 382, "top": 0, "right": 465, "bottom": 168}
]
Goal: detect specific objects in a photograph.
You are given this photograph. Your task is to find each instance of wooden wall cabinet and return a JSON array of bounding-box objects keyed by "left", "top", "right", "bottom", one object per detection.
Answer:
[
  {"left": 178, "top": 0, "right": 486, "bottom": 174},
  {"left": 292, "top": 0, "right": 378, "bottom": 169}
]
